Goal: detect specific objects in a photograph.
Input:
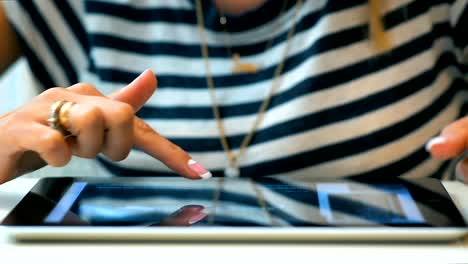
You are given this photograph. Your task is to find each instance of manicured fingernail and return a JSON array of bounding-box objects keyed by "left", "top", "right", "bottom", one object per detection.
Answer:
[
  {"left": 188, "top": 212, "right": 208, "bottom": 225},
  {"left": 188, "top": 159, "right": 212, "bottom": 179},
  {"left": 425, "top": 136, "right": 447, "bottom": 152},
  {"left": 200, "top": 208, "right": 211, "bottom": 215}
]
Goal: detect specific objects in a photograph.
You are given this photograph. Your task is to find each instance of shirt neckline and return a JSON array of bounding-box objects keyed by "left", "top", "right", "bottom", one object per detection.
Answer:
[{"left": 188, "top": 0, "right": 298, "bottom": 32}]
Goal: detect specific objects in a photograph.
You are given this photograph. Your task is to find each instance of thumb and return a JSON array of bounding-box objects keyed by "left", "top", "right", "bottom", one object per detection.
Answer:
[
  {"left": 426, "top": 117, "right": 468, "bottom": 160},
  {"left": 108, "top": 69, "right": 157, "bottom": 111}
]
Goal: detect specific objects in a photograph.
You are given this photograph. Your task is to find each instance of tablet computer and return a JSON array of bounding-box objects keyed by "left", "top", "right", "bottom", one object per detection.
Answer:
[{"left": 1, "top": 176, "right": 467, "bottom": 241}]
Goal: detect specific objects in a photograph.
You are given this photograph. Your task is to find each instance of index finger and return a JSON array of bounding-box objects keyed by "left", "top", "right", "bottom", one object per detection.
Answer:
[
  {"left": 133, "top": 118, "right": 212, "bottom": 179},
  {"left": 426, "top": 117, "right": 468, "bottom": 160}
]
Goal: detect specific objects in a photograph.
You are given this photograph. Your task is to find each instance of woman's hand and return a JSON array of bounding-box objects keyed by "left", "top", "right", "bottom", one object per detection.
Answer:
[
  {"left": 0, "top": 70, "right": 211, "bottom": 184},
  {"left": 426, "top": 116, "right": 468, "bottom": 182}
]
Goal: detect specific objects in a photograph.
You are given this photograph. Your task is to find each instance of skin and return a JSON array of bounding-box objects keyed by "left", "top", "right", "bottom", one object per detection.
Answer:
[
  {"left": 0, "top": 1, "right": 466, "bottom": 184},
  {"left": 0, "top": 1, "right": 21, "bottom": 74},
  {"left": 0, "top": 69, "right": 206, "bottom": 183},
  {"left": 213, "top": 0, "right": 266, "bottom": 14}
]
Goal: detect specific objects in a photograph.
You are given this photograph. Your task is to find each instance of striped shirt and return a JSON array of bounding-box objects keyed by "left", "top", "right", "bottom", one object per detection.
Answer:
[{"left": 3, "top": 0, "right": 468, "bottom": 179}]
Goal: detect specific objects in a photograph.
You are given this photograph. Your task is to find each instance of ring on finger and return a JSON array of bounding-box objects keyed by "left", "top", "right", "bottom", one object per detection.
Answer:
[
  {"left": 59, "top": 101, "right": 77, "bottom": 133},
  {"left": 47, "top": 100, "right": 77, "bottom": 137}
]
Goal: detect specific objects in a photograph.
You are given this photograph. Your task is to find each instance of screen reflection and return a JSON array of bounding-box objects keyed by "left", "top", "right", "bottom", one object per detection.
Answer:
[{"left": 39, "top": 176, "right": 457, "bottom": 227}]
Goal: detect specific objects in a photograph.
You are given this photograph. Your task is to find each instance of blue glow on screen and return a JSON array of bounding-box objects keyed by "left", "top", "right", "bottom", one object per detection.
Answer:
[{"left": 44, "top": 182, "right": 87, "bottom": 223}]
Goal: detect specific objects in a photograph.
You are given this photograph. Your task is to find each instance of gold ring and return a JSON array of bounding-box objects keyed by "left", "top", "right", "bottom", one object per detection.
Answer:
[
  {"left": 47, "top": 100, "right": 76, "bottom": 136},
  {"left": 58, "top": 101, "right": 76, "bottom": 132}
]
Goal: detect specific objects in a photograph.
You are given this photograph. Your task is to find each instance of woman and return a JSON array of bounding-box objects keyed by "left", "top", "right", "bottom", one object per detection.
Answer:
[{"left": 0, "top": 0, "right": 466, "bottom": 183}]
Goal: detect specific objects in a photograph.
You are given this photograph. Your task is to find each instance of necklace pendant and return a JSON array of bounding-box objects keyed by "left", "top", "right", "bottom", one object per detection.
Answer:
[
  {"left": 224, "top": 165, "right": 240, "bottom": 178},
  {"left": 232, "top": 63, "right": 260, "bottom": 74},
  {"left": 232, "top": 53, "right": 259, "bottom": 74}
]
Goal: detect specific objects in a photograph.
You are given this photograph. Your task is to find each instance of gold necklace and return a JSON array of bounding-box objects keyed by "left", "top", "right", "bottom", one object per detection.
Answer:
[
  {"left": 208, "top": 177, "right": 276, "bottom": 226},
  {"left": 216, "top": 0, "right": 290, "bottom": 74},
  {"left": 195, "top": 0, "right": 303, "bottom": 177}
]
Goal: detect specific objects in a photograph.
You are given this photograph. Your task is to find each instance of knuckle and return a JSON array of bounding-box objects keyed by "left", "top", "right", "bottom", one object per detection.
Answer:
[
  {"left": 40, "top": 87, "right": 66, "bottom": 100},
  {"left": 76, "top": 82, "right": 99, "bottom": 95},
  {"left": 81, "top": 106, "right": 103, "bottom": 128},
  {"left": 113, "top": 103, "right": 134, "bottom": 126}
]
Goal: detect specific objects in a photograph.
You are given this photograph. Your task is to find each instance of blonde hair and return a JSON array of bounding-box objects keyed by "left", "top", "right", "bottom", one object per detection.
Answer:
[{"left": 369, "top": 0, "right": 391, "bottom": 52}]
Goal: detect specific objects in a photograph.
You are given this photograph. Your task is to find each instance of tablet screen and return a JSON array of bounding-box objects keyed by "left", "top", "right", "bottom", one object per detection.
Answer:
[{"left": 2, "top": 177, "right": 466, "bottom": 227}]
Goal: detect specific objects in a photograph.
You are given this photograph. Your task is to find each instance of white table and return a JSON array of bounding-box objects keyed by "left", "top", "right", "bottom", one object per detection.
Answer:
[{"left": 1, "top": 178, "right": 468, "bottom": 264}]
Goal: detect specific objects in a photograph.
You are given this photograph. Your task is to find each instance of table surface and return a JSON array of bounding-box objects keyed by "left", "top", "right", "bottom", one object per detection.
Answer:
[{"left": 1, "top": 178, "right": 468, "bottom": 263}]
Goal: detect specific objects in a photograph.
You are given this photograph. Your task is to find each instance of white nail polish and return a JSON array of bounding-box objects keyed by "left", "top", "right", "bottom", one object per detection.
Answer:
[
  {"left": 425, "top": 136, "right": 447, "bottom": 152},
  {"left": 200, "top": 208, "right": 211, "bottom": 215},
  {"left": 188, "top": 159, "right": 212, "bottom": 179},
  {"left": 199, "top": 171, "right": 212, "bottom": 179},
  {"left": 188, "top": 212, "right": 208, "bottom": 225}
]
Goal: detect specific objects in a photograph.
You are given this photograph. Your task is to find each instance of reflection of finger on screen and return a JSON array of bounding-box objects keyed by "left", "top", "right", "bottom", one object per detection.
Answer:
[{"left": 160, "top": 205, "right": 206, "bottom": 226}]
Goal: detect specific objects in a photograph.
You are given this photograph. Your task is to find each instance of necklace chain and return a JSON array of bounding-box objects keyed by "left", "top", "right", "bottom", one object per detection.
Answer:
[
  {"left": 216, "top": 0, "right": 291, "bottom": 73},
  {"left": 195, "top": 0, "right": 303, "bottom": 176}
]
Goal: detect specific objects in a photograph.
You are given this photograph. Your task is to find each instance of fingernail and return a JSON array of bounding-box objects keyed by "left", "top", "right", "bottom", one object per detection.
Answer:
[
  {"left": 188, "top": 159, "right": 212, "bottom": 179},
  {"left": 425, "top": 136, "right": 447, "bottom": 152},
  {"left": 200, "top": 208, "right": 211, "bottom": 215},
  {"left": 188, "top": 212, "right": 208, "bottom": 225}
]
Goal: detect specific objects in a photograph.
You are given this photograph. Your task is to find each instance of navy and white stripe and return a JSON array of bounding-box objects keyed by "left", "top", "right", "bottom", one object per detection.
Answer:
[{"left": 4, "top": 0, "right": 467, "bottom": 179}]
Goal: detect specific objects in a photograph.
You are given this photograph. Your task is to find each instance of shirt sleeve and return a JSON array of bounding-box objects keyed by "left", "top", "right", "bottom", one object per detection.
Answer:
[{"left": 2, "top": 0, "right": 82, "bottom": 89}]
